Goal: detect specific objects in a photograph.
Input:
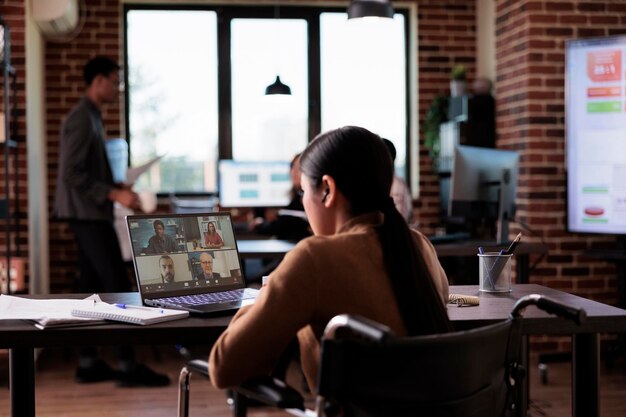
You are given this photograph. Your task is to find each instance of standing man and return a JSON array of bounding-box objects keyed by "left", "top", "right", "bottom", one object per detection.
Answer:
[{"left": 55, "top": 56, "right": 169, "bottom": 387}]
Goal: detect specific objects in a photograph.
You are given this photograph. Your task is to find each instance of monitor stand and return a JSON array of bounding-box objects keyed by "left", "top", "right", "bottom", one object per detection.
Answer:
[{"left": 496, "top": 169, "right": 514, "bottom": 244}]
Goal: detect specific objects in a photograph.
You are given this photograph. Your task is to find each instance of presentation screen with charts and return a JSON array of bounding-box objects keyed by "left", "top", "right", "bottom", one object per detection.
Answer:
[
  {"left": 218, "top": 160, "right": 292, "bottom": 207},
  {"left": 126, "top": 213, "right": 245, "bottom": 296},
  {"left": 566, "top": 35, "right": 626, "bottom": 234}
]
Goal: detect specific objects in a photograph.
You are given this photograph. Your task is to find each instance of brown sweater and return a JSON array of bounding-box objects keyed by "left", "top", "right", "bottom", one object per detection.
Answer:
[{"left": 209, "top": 212, "right": 449, "bottom": 391}]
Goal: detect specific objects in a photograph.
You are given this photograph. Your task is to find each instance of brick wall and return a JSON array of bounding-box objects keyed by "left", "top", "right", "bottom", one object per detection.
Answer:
[
  {"left": 0, "top": 2, "right": 28, "bottom": 282},
  {"left": 414, "top": 0, "right": 478, "bottom": 234}
]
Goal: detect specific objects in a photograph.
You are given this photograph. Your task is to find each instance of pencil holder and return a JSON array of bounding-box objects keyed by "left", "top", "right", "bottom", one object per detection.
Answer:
[{"left": 478, "top": 252, "right": 513, "bottom": 293}]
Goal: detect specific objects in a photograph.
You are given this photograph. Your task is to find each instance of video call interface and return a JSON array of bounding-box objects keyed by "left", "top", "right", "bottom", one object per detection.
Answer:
[{"left": 127, "top": 214, "right": 243, "bottom": 294}]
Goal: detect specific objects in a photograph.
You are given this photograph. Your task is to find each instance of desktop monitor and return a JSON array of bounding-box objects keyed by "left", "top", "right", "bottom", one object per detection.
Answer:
[
  {"left": 218, "top": 160, "right": 292, "bottom": 208},
  {"left": 448, "top": 145, "right": 519, "bottom": 243}
]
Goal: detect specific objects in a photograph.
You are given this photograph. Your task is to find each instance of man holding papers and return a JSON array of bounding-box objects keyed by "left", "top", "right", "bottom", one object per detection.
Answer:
[{"left": 54, "top": 56, "right": 168, "bottom": 387}]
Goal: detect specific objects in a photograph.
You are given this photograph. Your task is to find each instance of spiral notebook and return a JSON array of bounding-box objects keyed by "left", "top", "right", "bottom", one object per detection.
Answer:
[{"left": 71, "top": 302, "right": 189, "bottom": 325}]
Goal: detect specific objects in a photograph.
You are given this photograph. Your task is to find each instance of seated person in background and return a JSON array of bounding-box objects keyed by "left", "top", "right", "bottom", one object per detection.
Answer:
[
  {"left": 145, "top": 219, "right": 178, "bottom": 254},
  {"left": 195, "top": 252, "right": 220, "bottom": 281},
  {"left": 209, "top": 126, "right": 451, "bottom": 393},
  {"left": 382, "top": 138, "right": 413, "bottom": 223},
  {"left": 158, "top": 255, "right": 176, "bottom": 283},
  {"left": 204, "top": 221, "right": 224, "bottom": 248},
  {"left": 252, "top": 153, "right": 312, "bottom": 242}
]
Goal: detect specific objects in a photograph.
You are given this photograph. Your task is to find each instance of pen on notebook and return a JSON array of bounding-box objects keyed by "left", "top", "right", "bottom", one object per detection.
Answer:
[
  {"left": 503, "top": 232, "right": 522, "bottom": 255},
  {"left": 114, "top": 303, "right": 154, "bottom": 311}
]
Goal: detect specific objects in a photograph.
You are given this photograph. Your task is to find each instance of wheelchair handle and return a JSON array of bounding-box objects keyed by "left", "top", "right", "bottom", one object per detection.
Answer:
[
  {"left": 511, "top": 294, "right": 586, "bottom": 325},
  {"left": 324, "top": 314, "right": 394, "bottom": 342}
]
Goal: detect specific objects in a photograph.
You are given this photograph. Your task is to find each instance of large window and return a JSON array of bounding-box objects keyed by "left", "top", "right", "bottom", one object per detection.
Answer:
[
  {"left": 231, "top": 18, "right": 309, "bottom": 160},
  {"left": 124, "top": 5, "right": 411, "bottom": 195},
  {"left": 126, "top": 10, "right": 218, "bottom": 193}
]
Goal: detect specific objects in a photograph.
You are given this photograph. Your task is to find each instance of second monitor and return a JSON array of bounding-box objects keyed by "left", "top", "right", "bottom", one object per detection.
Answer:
[
  {"left": 218, "top": 160, "right": 292, "bottom": 208},
  {"left": 448, "top": 145, "right": 519, "bottom": 244}
]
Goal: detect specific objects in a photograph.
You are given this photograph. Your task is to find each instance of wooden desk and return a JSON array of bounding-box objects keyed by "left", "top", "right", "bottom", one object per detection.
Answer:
[
  {"left": 235, "top": 239, "right": 548, "bottom": 284},
  {"left": 448, "top": 284, "right": 626, "bottom": 417},
  {"left": 3, "top": 285, "right": 624, "bottom": 417}
]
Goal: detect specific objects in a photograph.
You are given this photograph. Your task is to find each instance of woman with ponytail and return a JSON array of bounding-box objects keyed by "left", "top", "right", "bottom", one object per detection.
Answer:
[{"left": 210, "top": 126, "right": 451, "bottom": 392}]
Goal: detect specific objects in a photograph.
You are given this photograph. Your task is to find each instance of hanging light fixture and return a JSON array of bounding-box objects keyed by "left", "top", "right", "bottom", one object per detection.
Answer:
[
  {"left": 347, "top": 0, "right": 394, "bottom": 19},
  {"left": 265, "top": 75, "right": 291, "bottom": 95},
  {"left": 265, "top": 5, "right": 292, "bottom": 96}
]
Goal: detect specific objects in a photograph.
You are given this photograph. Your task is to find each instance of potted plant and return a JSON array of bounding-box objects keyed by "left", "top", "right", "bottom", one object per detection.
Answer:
[
  {"left": 423, "top": 94, "right": 449, "bottom": 171},
  {"left": 450, "top": 64, "right": 467, "bottom": 97}
]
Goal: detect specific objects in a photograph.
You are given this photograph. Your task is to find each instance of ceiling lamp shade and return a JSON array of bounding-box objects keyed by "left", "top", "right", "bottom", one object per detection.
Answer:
[
  {"left": 265, "top": 75, "right": 291, "bottom": 95},
  {"left": 347, "top": 0, "right": 394, "bottom": 19}
]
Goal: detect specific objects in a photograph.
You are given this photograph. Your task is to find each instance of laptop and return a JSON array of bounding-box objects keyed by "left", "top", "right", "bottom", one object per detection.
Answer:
[{"left": 126, "top": 212, "right": 258, "bottom": 314}]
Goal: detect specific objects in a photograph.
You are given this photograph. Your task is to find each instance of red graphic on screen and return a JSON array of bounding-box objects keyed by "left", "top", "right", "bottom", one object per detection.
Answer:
[
  {"left": 587, "top": 50, "right": 621, "bottom": 82},
  {"left": 584, "top": 207, "right": 605, "bottom": 216}
]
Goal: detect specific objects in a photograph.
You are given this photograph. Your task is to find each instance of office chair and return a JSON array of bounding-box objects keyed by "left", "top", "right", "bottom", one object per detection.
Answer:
[{"left": 178, "top": 294, "right": 585, "bottom": 417}]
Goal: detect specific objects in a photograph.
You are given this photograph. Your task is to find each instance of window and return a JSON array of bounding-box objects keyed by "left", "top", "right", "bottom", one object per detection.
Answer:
[
  {"left": 320, "top": 14, "right": 407, "bottom": 175},
  {"left": 126, "top": 10, "right": 218, "bottom": 193},
  {"left": 124, "top": 5, "right": 411, "bottom": 195},
  {"left": 231, "top": 18, "right": 308, "bottom": 161}
]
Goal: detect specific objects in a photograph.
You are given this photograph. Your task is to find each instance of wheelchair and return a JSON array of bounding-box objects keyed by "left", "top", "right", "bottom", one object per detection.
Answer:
[{"left": 178, "top": 294, "right": 585, "bottom": 417}]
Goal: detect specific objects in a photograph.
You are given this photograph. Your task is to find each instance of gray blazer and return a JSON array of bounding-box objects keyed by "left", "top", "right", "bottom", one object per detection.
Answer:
[{"left": 54, "top": 97, "right": 115, "bottom": 221}]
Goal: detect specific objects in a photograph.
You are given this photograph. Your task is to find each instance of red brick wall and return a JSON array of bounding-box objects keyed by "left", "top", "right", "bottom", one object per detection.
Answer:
[
  {"left": 414, "top": 0, "right": 478, "bottom": 234},
  {"left": 0, "top": 2, "right": 28, "bottom": 281}
]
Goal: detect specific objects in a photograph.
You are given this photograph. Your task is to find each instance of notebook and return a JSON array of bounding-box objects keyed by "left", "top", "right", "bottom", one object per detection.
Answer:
[
  {"left": 71, "top": 302, "right": 189, "bottom": 325},
  {"left": 126, "top": 212, "right": 259, "bottom": 315}
]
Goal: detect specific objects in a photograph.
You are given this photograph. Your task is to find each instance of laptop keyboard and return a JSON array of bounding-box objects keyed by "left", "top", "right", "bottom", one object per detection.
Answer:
[{"left": 156, "top": 288, "right": 258, "bottom": 306}]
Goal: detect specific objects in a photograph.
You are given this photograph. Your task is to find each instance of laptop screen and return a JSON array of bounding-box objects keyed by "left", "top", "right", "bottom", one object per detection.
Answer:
[{"left": 126, "top": 212, "right": 245, "bottom": 297}]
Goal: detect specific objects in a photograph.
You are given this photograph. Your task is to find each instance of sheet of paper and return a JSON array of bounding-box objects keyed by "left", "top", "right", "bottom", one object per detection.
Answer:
[
  {"left": 126, "top": 154, "right": 164, "bottom": 184},
  {"left": 0, "top": 294, "right": 103, "bottom": 327}
]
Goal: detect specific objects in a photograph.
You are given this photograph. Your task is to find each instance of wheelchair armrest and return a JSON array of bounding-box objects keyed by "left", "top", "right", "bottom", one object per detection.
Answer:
[
  {"left": 324, "top": 314, "right": 395, "bottom": 342},
  {"left": 237, "top": 376, "right": 305, "bottom": 409},
  {"left": 511, "top": 294, "right": 586, "bottom": 325},
  {"left": 186, "top": 359, "right": 210, "bottom": 377}
]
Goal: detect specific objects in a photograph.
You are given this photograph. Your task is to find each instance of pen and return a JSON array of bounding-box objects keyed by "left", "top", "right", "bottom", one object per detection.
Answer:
[
  {"left": 503, "top": 232, "right": 522, "bottom": 255},
  {"left": 114, "top": 303, "right": 154, "bottom": 311}
]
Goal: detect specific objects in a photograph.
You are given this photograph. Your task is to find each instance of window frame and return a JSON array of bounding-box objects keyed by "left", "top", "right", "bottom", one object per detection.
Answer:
[{"left": 123, "top": 3, "right": 413, "bottom": 196}]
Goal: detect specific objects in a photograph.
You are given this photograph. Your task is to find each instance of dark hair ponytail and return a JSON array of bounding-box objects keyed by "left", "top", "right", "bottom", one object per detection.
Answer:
[{"left": 301, "top": 126, "right": 451, "bottom": 336}]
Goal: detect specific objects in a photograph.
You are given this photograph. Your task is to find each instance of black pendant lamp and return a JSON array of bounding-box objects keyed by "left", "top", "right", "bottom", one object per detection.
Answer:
[
  {"left": 265, "top": 75, "right": 291, "bottom": 95},
  {"left": 347, "top": 0, "right": 394, "bottom": 19}
]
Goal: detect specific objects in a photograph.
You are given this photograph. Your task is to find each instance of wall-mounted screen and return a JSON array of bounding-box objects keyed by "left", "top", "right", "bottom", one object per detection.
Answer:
[
  {"left": 218, "top": 160, "right": 292, "bottom": 208},
  {"left": 566, "top": 35, "right": 626, "bottom": 234}
]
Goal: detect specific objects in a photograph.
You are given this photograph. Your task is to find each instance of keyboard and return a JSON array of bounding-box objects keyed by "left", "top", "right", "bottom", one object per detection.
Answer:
[{"left": 156, "top": 288, "right": 258, "bottom": 306}]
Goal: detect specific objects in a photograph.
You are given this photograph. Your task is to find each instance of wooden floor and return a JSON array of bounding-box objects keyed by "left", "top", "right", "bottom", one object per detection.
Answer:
[{"left": 0, "top": 345, "right": 625, "bottom": 416}]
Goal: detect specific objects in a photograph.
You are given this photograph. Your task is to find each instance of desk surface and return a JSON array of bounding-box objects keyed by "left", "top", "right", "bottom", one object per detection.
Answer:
[
  {"left": 236, "top": 238, "right": 547, "bottom": 258},
  {"left": 448, "top": 284, "right": 626, "bottom": 334},
  {"left": 2, "top": 284, "right": 624, "bottom": 350},
  {"left": 2, "top": 285, "right": 623, "bottom": 417},
  {"left": 0, "top": 292, "right": 230, "bottom": 349}
]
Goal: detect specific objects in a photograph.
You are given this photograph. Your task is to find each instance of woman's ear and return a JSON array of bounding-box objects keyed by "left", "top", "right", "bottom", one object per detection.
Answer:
[{"left": 320, "top": 175, "right": 337, "bottom": 208}]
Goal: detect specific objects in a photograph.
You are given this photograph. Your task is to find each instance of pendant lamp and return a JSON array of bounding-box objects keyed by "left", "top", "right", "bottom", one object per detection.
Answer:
[
  {"left": 265, "top": 5, "right": 292, "bottom": 96},
  {"left": 265, "top": 75, "right": 292, "bottom": 95},
  {"left": 347, "top": 0, "right": 394, "bottom": 19}
]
